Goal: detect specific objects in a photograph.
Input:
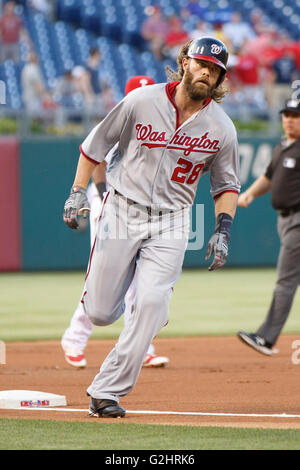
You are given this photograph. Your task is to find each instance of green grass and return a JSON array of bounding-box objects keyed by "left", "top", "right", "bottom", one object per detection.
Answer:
[
  {"left": 0, "top": 418, "right": 300, "bottom": 450},
  {"left": 1, "top": 269, "right": 300, "bottom": 341}
]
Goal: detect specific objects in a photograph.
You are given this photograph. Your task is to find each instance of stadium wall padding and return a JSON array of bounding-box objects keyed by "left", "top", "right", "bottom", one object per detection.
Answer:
[
  {"left": 0, "top": 137, "right": 21, "bottom": 271},
  {"left": 0, "top": 136, "right": 280, "bottom": 271},
  {"left": 20, "top": 138, "right": 90, "bottom": 270}
]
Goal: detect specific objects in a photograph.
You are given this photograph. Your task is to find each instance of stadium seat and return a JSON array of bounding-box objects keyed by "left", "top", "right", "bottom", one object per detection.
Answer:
[{"left": 56, "top": 0, "right": 81, "bottom": 26}]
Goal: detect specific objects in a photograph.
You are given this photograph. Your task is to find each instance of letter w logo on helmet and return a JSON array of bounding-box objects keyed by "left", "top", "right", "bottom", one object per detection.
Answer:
[{"left": 211, "top": 44, "right": 222, "bottom": 55}]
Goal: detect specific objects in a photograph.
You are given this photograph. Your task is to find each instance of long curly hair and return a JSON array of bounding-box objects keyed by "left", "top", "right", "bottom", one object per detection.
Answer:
[{"left": 165, "top": 40, "right": 229, "bottom": 103}]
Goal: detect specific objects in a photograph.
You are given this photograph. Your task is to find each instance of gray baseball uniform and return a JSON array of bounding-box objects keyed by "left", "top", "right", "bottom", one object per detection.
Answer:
[{"left": 79, "top": 82, "right": 240, "bottom": 402}]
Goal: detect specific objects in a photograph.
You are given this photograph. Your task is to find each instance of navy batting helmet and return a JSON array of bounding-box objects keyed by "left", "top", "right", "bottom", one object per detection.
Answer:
[{"left": 187, "top": 37, "right": 228, "bottom": 85}]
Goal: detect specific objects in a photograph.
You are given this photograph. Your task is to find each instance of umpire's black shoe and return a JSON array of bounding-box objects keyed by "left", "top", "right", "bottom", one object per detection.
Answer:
[
  {"left": 88, "top": 397, "right": 126, "bottom": 418},
  {"left": 237, "top": 330, "right": 274, "bottom": 356}
]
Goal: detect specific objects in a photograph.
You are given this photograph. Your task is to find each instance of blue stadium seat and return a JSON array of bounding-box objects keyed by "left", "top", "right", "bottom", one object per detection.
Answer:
[
  {"left": 0, "top": 61, "right": 23, "bottom": 110},
  {"left": 80, "top": 4, "right": 102, "bottom": 35},
  {"left": 57, "top": 0, "right": 81, "bottom": 26}
]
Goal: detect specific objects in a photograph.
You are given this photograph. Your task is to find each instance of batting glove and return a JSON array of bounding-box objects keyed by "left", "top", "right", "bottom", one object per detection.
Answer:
[
  {"left": 63, "top": 185, "right": 90, "bottom": 230},
  {"left": 205, "top": 213, "right": 233, "bottom": 271}
]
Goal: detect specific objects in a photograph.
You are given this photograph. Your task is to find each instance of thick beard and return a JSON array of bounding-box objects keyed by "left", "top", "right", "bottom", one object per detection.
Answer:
[{"left": 183, "top": 67, "right": 215, "bottom": 101}]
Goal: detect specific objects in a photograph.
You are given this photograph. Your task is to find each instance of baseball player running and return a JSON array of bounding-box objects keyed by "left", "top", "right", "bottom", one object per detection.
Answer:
[
  {"left": 61, "top": 76, "right": 169, "bottom": 369},
  {"left": 63, "top": 37, "right": 240, "bottom": 418}
]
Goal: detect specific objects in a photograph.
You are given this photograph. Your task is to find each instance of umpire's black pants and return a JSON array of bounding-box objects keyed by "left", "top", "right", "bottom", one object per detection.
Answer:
[{"left": 256, "top": 211, "right": 300, "bottom": 345}]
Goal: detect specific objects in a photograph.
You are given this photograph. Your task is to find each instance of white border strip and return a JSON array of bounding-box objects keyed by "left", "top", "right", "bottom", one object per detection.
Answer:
[{"left": 8, "top": 407, "right": 300, "bottom": 419}]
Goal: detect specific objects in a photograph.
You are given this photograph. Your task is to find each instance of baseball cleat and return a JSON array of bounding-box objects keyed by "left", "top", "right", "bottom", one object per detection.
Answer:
[
  {"left": 143, "top": 353, "right": 170, "bottom": 368},
  {"left": 88, "top": 397, "right": 126, "bottom": 418},
  {"left": 64, "top": 350, "right": 87, "bottom": 368},
  {"left": 237, "top": 330, "right": 277, "bottom": 356}
]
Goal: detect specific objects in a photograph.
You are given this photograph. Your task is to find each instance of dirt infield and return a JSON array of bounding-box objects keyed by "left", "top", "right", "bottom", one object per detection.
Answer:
[{"left": 1, "top": 335, "right": 300, "bottom": 429}]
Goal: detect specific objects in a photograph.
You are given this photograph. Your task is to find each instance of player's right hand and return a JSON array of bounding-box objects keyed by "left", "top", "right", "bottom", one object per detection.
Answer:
[
  {"left": 63, "top": 185, "right": 90, "bottom": 229},
  {"left": 238, "top": 191, "right": 254, "bottom": 208}
]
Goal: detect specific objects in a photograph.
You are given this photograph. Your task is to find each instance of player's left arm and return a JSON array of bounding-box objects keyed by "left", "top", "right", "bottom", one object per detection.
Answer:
[
  {"left": 206, "top": 132, "right": 240, "bottom": 271},
  {"left": 214, "top": 190, "right": 238, "bottom": 219}
]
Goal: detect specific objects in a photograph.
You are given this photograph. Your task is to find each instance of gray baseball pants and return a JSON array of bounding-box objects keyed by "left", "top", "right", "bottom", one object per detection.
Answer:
[
  {"left": 256, "top": 211, "right": 300, "bottom": 345},
  {"left": 83, "top": 189, "right": 189, "bottom": 402}
]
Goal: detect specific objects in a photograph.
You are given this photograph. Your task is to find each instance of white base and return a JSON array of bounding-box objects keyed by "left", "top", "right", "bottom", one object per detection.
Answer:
[{"left": 0, "top": 390, "right": 67, "bottom": 409}]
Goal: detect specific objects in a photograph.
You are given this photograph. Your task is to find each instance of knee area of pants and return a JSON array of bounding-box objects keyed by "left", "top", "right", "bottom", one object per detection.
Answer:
[
  {"left": 85, "top": 309, "right": 113, "bottom": 326},
  {"left": 276, "top": 282, "right": 297, "bottom": 295},
  {"left": 142, "top": 289, "right": 165, "bottom": 305},
  {"left": 141, "top": 289, "right": 169, "bottom": 318}
]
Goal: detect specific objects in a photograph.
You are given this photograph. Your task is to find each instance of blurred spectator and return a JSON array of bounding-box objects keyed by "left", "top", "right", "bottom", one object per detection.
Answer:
[
  {"left": 265, "top": 51, "right": 299, "bottom": 115},
  {"left": 21, "top": 51, "right": 49, "bottom": 117},
  {"left": 53, "top": 69, "right": 77, "bottom": 108},
  {"left": 223, "top": 12, "right": 255, "bottom": 53},
  {"left": 244, "top": 30, "right": 282, "bottom": 68},
  {"left": 53, "top": 68, "right": 82, "bottom": 126},
  {"left": 86, "top": 47, "right": 102, "bottom": 97},
  {"left": 99, "top": 84, "right": 117, "bottom": 114},
  {"left": 163, "top": 15, "right": 190, "bottom": 61},
  {"left": 190, "top": 19, "right": 213, "bottom": 39},
  {"left": 73, "top": 64, "right": 117, "bottom": 119},
  {"left": 41, "top": 90, "right": 58, "bottom": 125},
  {"left": 29, "top": 0, "right": 55, "bottom": 19},
  {"left": 223, "top": 42, "right": 269, "bottom": 120},
  {"left": 262, "top": 32, "right": 286, "bottom": 69},
  {"left": 235, "top": 45, "right": 267, "bottom": 114},
  {"left": 0, "top": 0, "right": 28, "bottom": 62},
  {"left": 250, "top": 9, "right": 271, "bottom": 35},
  {"left": 42, "top": 91, "right": 57, "bottom": 110},
  {"left": 141, "top": 5, "right": 169, "bottom": 61},
  {"left": 180, "top": 0, "right": 206, "bottom": 21},
  {"left": 71, "top": 65, "right": 94, "bottom": 106},
  {"left": 85, "top": 46, "right": 110, "bottom": 92},
  {"left": 85, "top": 49, "right": 118, "bottom": 117},
  {"left": 235, "top": 45, "right": 261, "bottom": 87},
  {"left": 211, "top": 22, "right": 232, "bottom": 52},
  {"left": 244, "top": 31, "right": 273, "bottom": 58},
  {"left": 280, "top": 34, "right": 300, "bottom": 70},
  {"left": 272, "top": 52, "right": 298, "bottom": 85}
]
